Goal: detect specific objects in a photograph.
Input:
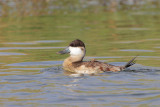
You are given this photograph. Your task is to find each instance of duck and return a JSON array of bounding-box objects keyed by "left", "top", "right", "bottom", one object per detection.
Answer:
[{"left": 57, "top": 39, "right": 136, "bottom": 74}]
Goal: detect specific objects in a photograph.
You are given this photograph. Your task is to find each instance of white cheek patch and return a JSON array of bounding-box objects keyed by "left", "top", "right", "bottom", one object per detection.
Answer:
[{"left": 69, "top": 47, "right": 83, "bottom": 55}]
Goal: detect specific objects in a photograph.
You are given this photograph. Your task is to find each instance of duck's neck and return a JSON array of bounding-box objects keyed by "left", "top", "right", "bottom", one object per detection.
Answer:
[{"left": 63, "top": 55, "right": 84, "bottom": 67}]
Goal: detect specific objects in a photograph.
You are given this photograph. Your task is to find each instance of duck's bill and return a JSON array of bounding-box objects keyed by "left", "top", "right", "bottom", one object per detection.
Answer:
[{"left": 57, "top": 47, "right": 70, "bottom": 54}]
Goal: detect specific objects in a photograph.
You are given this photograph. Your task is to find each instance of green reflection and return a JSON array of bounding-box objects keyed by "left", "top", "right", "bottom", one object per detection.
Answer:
[{"left": 0, "top": 1, "right": 160, "bottom": 66}]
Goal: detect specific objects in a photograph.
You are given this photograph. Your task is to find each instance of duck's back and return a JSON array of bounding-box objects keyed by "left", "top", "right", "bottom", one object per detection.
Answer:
[{"left": 71, "top": 60, "right": 123, "bottom": 74}]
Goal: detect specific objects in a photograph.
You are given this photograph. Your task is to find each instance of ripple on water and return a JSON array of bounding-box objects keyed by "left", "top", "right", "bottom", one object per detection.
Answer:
[
  {"left": 138, "top": 56, "right": 160, "bottom": 61},
  {"left": 139, "top": 56, "right": 160, "bottom": 58},
  {"left": 119, "top": 49, "right": 154, "bottom": 52},
  {"left": 0, "top": 52, "right": 26, "bottom": 56},
  {"left": 0, "top": 47, "right": 65, "bottom": 50},
  {"left": 9, "top": 68, "right": 43, "bottom": 70},
  {"left": 86, "top": 56, "right": 122, "bottom": 59},
  {"left": 155, "top": 47, "right": 160, "bottom": 49},
  {"left": 117, "top": 28, "right": 150, "bottom": 31},
  {"left": 132, "top": 11, "right": 160, "bottom": 15},
  {"left": 1, "top": 64, "right": 160, "bottom": 106},
  {"left": 3, "top": 40, "right": 64, "bottom": 45},
  {"left": 113, "top": 39, "right": 160, "bottom": 44},
  {"left": 35, "top": 40, "right": 64, "bottom": 43},
  {"left": 6, "top": 61, "right": 63, "bottom": 66}
]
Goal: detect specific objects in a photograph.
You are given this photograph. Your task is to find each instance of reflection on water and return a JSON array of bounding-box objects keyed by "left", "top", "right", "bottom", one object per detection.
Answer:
[
  {"left": 0, "top": 47, "right": 65, "bottom": 50},
  {"left": 0, "top": 0, "right": 160, "bottom": 106},
  {"left": 0, "top": 0, "right": 160, "bottom": 16},
  {"left": 119, "top": 49, "right": 155, "bottom": 52},
  {"left": 7, "top": 61, "right": 63, "bottom": 66},
  {"left": 0, "top": 52, "right": 26, "bottom": 56},
  {"left": 3, "top": 40, "right": 64, "bottom": 45},
  {"left": 1, "top": 66, "right": 160, "bottom": 106},
  {"left": 113, "top": 39, "right": 160, "bottom": 44},
  {"left": 86, "top": 56, "right": 122, "bottom": 59}
]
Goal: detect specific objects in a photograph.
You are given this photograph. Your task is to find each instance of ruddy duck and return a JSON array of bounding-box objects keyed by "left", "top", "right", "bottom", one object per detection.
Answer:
[{"left": 57, "top": 39, "right": 136, "bottom": 74}]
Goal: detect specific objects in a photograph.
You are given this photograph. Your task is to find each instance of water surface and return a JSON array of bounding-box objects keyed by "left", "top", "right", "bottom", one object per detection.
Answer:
[{"left": 0, "top": 1, "right": 160, "bottom": 106}]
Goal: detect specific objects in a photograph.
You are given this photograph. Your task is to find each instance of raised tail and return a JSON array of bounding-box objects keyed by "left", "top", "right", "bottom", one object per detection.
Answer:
[{"left": 124, "top": 56, "right": 137, "bottom": 68}]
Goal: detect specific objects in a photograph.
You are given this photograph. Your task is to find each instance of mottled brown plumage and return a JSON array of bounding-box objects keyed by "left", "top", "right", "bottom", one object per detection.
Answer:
[{"left": 72, "top": 60, "right": 123, "bottom": 72}]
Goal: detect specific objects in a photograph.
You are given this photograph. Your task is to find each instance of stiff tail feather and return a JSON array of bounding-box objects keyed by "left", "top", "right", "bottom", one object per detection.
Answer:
[{"left": 124, "top": 56, "right": 137, "bottom": 68}]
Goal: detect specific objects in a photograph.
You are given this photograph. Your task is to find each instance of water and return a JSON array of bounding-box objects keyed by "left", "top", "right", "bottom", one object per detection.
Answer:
[{"left": 0, "top": 0, "right": 160, "bottom": 106}]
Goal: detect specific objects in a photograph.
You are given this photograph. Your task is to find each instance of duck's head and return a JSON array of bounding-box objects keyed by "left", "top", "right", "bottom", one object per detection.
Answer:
[{"left": 57, "top": 39, "right": 86, "bottom": 59}]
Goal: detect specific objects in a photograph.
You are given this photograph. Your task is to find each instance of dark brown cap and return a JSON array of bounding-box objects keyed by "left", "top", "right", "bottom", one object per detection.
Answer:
[{"left": 69, "top": 39, "right": 85, "bottom": 47}]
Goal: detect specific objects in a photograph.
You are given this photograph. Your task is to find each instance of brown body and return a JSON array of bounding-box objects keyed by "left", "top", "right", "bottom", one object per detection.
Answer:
[{"left": 63, "top": 57, "right": 124, "bottom": 74}]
